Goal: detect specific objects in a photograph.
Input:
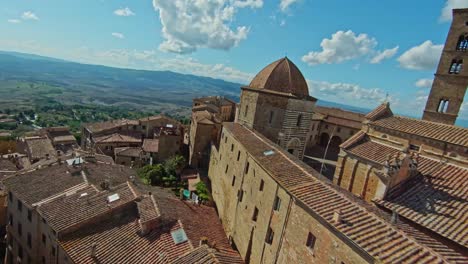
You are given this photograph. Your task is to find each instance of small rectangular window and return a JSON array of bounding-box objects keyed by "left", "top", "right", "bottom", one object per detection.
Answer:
[
  {"left": 42, "top": 234, "right": 46, "bottom": 244},
  {"left": 259, "top": 179, "right": 264, "bottom": 191},
  {"left": 237, "top": 151, "right": 240, "bottom": 161},
  {"left": 306, "top": 232, "right": 316, "bottom": 250},
  {"left": 409, "top": 144, "right": 420, "bottom": 152},
  {"left": 18, "top": 245, "right": 23, "bottom": 259},
  {"left": 27, "top": 233, "right": 32, "bottom": 248},
  {"left": 232, "top": 176, "right": 236, "bottom": 186},
  {"left": 269, "top": 111, "right": 274, "bottom": 124},
  {"left": 225, "top": 165, "right": 229, "bottom": 174},
  {"left": 17, "top": 200, "right": 22, "bottom": 212},
  {"left": 252, "top": 207, "right": 259, "bottom": 222},
  {"left": 231, "top": 144, "right": 234, "bottom": 152},
  {"left": 245, "top": 162, "right": 250, "bottom": 174},
  {"left": 273, "top": 196, "right": 281, "bottom": 211},
  {"left": 27, "top": 209, "right": 32, "bottom": 222},
  {"left": 8, "top": 191, "right": 12, "bottom": 202},
  {"left": 266, "top": 227, "right": 274, "bottom": 244},
  {"left": 238, "top": 190, "right": 244, "bottom": 202},
  {"left": 225, "top": 136, "right": 227, "bottom": 143}
]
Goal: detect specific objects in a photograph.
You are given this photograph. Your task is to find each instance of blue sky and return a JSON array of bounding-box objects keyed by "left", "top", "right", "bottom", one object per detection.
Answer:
[{"left": 1, "top": 0, "right": 467, "bottom": 120}]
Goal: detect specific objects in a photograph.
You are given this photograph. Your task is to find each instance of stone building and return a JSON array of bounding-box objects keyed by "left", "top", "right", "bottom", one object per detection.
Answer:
[
  {"left": 237, "top": 57, "right": 316, "bottom": 160},
  {"left": 305, "top": 106, "right": 365, "bottom": 162},
  {"left": 423, "top": 8, "right": 468, "bottom": 125},
  {"left": 333, "top": 102, "right": 467, "bottom": 252},
  {"left": 208, "top": 57, "right": 468, "bottom": 263},
  {"left": 3, "top": 160, "right": 242, "bottom": 263},
  {"left": 81, "top": 115, "right": 183, "bottom": 165},
  {"left": 189, "top": 96, "right": 235, "bottom": 169},
  {"left": 208, "top": 122, "right": 467, "bottom": 263}
]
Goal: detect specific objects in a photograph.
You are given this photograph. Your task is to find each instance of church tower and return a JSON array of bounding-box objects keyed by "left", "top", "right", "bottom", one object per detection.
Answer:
[
  {"left": 423, "top": 8, "right": 468, "bottom": 125},
  {"left": 238, "top": 57, "right": 317, "bottom": 160}
]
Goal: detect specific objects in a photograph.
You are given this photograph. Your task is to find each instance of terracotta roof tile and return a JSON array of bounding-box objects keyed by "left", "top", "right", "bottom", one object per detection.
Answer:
[
  {"left": 84, "top": 119, "right": 139, "bottom": 134},
  {"left": 173, "top": 245, "right": 244, "bottom": 264},
  {"left": 246, "top": 57, "right": 313, "bottom": 100},
  {"left": 25, "top": 137, "right": 56, "bottom": 160},
  {"left": 38, "top": 182, "right": 138, "bottom": 233},
  {"left": 375, "top": 157, "right": 468, "bottom": 248},
  {"left": 343, "top": 136, "right": 401, "bottom": 165},
  {"left": 365, "top": 102, "right": 393, "bottom": 121},
  {"left": 315, "top": 106, "right": 365, "bottom": 129},
  {"left": 142, "top": 139, "right": 159, "bottom": 153},
  {"left": 114, "top": 147, "right": 142, "bottom": 157},
  {"left": 94, "top": 133, "right": 141, "bottom": 144},
  {"left": 370, "top": 115, "right": 468, "bottom": 147}
]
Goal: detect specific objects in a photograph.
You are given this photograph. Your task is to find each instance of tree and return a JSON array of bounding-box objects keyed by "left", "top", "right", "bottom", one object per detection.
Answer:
[
  {"left": 164, "top": 155, "right": 186, "bottom": 177},
  {"left": 137, "top": 164, "right": 166, "bottom": 185},
  {"left": 195, "top": 181, "right": 210, "bottom": 202}
]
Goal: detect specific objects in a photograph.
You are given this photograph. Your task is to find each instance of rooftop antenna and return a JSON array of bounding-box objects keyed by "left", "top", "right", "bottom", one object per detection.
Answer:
[{"left": 384, "top": 92, "right": 389, "bottom": 103}]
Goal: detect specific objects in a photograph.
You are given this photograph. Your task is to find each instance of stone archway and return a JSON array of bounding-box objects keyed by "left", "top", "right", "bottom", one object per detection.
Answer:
[{"left": 286, "top": 138, "right": 301, "bottom": 157}]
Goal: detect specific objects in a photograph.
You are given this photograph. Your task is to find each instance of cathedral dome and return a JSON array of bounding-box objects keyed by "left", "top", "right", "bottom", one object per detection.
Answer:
[{"left": 247, "top": 57, "right": 310, "bottom": 98}]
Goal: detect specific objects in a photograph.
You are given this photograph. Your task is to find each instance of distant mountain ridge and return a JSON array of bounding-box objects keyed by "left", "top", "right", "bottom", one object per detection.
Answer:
[{"left": 0, "top": 50, "right": 466, "bottom": 127}]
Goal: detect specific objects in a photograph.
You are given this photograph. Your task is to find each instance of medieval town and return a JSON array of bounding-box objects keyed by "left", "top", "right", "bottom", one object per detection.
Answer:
[{"left": 0, "top": 5, "right": 467, "bottom": 264}]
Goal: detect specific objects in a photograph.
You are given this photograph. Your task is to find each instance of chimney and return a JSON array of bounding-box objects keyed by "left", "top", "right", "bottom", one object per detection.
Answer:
[
  {"left": 90, "top": 243, "right": 97, "bottom": 258},
  {"left": 199, "top": 237, "right": 209, "bottom": 247},
  {"left": 332, "top": 210, "right": 342, "bottom": 224},
  {"left": 391, "top": 209, "right": 399, "bottom": 224}
]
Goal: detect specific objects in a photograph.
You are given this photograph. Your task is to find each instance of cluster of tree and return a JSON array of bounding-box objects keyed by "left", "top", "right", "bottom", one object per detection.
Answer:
[{"left": 137, "top": 155, "right": 186, "bottom": 187}]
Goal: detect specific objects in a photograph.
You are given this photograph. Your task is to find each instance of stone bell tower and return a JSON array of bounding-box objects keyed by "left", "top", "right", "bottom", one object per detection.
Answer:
[{"left": 423, "top": 8, "right": 468, "bottom": 125}]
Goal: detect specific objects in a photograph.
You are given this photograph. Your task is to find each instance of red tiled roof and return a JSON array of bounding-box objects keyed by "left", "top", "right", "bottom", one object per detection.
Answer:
[
  {"left": 343, "top": 136, "right": 401, "bottom": 165},
  {"left": 84, "top": 119, "right": 139, "bottom": 133},
  {"left": 365, "top": 102, "right": 393, "bottom": 121},
  {"left": 25, "top": 137, "right": 56, "bottom": 160},
  {"left": 340, "top": 130, "right": 366, "bottom": 149},
  {"left": 142, "top": 139, "right": 159, "bottom": 153},
  {"left": 38, "top": 182, "right": 139, "bottom": 233},
  {"left": 369, "top": 115, "right": 468, "bottom": 147},
  {"left": 315, "top": 106, "right": 365, "bottom": 129},
  {"left": 375, "top": 156, "right": 468, "bottom": 248},
  {"left": 60, "top": 208, "right": 193, "bottom": 263},
  {"left": 173, "top": 245, "right": 244, "bottom": 264},
  {"left": 114, "top": 147, "right": 142, "bottom": 157},
  {"left": 224, "top": 123, "right": 461, "bottom": 263},
  {"left": 94, "top": 133, "right": 141, "bottom": 144}
]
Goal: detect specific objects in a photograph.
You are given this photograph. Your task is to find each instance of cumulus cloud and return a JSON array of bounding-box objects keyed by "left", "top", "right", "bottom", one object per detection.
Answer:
[
  {"left": 308, "top": 80, "right": 388, "bottom": 105},
  {"left": 415, "top": 78, "right": 433, "bottom": 88},
  {"left": 152, "top": 0, "right": 262, "bottom": 54},
  {"left": 370, "top": 46, "right": 399, "bottom": 64},
  {"left": 111, "top": 32, "right": 125, "bottom": 39},
  {"left": 440, "top": 0, "right": 468, "bottom": 22},
  {"left": 302, "top": 30, "right": 377, "bottom": 65},
  {"left": 397, "top": 41, "right": 443, "bottom": 70},
  {"left": 7, "top": 19, "right": 21, "bottom": 24},
  {"left": 21, "top": 11, "right": 39, "bottom": 20},
  {"left": 114, "top": 7, "right": 135, "bottom": 17},
  {"left": 280, "top": 0, "right": 300, "bottom": 12}
]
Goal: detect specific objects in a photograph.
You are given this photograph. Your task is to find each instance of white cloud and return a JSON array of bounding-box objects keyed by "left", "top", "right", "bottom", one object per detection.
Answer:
[
  {"left": 152, "top": 0, "right": 262, "bottom": 54},
  {"left": 302, "top": 30, "right": 377, "bottom": 65},
  {"left": 440, "top": 0, "right": 468, "bottom": 22},
  {"left": 308, "top": 80, "right": 389, "bottom": 105},
  {"left": 280, "top": 0, "right": 300, "bottom": 12},
  {"left": 111, "top": 32, "right": 125, "bottom": 39},
  {"left": 415, "top": 78, "right": 433, "bottom": 88},
  {"left": 114, "top": 7, "right": 135, "bottom": 17},
  {"left": 21, "top": 11, "right": 39, "bottom": 21},
  {"left": 7, "top": 19, "right": 21, "bottom": 24},
  {"left": 397, "top": 41, "right": 443, "bottom": 70},
  {"left": 370, "top": 46, "right": 399, "bottom": 64},
  {"left": 280, "top": 20, "right": 286, "bottom": 26}
]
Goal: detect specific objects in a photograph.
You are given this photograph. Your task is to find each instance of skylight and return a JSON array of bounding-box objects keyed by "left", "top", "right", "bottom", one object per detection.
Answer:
[
  {"left": 166, "top": 124, "right": 174, "bottom": 128},
  {"left": 107, "top": 193, "right": 120, "bottom": 203},
  {"left": 263, "top": 150, "right": 275, "bottom": 156},
  {"left": 171, "top": 228, "right": 188, "bottom": 244},
  {"left": 66, "top": 157, "right": 84, "bottom": 166}
]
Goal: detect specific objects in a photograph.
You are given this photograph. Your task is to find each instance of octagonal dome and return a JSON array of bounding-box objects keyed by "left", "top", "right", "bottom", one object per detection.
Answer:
[{"left": 247, "top": 57, "right": 309, "bottom": 98}]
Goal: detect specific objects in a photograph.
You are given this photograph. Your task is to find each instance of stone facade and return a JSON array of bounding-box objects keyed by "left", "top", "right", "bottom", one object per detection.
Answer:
[
  {"left": 189, "top": 96, "right": 235, "bottom": 169},
  {"left": 423, "top": 8, "right": 468, "bottom": 125}
]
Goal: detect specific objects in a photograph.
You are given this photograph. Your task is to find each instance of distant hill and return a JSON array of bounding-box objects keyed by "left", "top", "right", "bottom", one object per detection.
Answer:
[{"left": 0, "top": 51, "right": 241, "bottom": 115}]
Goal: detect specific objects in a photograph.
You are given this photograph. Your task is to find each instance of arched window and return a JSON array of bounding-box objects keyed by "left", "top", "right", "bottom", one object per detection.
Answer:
[
  {"left": 457, "top": 35, "right": 468, "bottom": 51},
  {"left": 437, "top": 99, "right": 449, "bottom": 113},
  {"left": 449, "top": 59, "right": 463, "bottom": 74},
  {"left": 296, "top": 114, "right": 303, "bottom": 127}
]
